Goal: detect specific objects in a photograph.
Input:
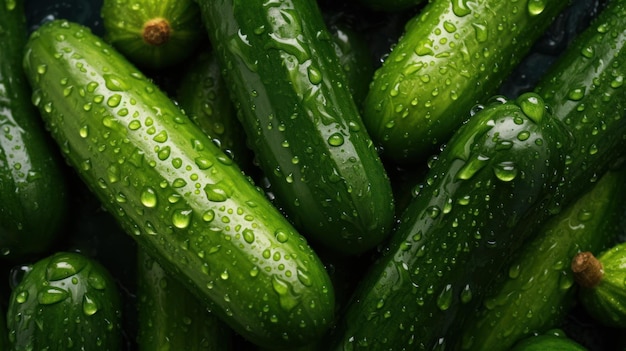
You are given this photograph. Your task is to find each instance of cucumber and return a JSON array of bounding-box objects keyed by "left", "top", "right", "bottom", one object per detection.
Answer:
[
  {"left": 456, "top": 168, "right": 626, "bottom": 351},
  {"left": 101, "top": 0, "right": 205, "bottom": 69},
  {"left": 195, "top": 0, "right": 396, "bottom": 256},
  {"left": 0, "top": 0, "right": 69, "bottom": 260},
  {"left": 510, "top": 329, "right": 588, "bottom": 351},
  {"left": 572, "top": 241, "right": 626, "bottom": 328},
  {"left": 328, "top": 92, "right": 572, "bottom": 350},
  {"left": 137, "top": 248, "right": 233, "bottom": 351},
  {"left": 23, "top": 19, "right": 335, "bottom": 349},
  {"left": 6, "top": 251, "right": 122, "bottom": 350},
  {"left": 362, "top": 0, "right": 571, "bottom": 164},
  {"left": 175, "top": 50, "right": 253, "bottom": 172}
]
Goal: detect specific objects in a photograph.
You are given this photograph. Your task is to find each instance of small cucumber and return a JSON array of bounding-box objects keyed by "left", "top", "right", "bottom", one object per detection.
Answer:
[
  {"left": 456, "top": 169, "right": 626, "bottom": 351},
  {"left": 196, "top": 0, "right": 395, "bottom": 255},
  {"left": 23, "top": 19, "right": 334, "bottom": 349},
  {"left": 363, "top": 0, "right": 571, "bottom": 164},
  {"left": 0, "top": 0, "right": 69, "bottom": 260},
  {"left": 101, "top": 0, "right": 205, "bottom": 69},
  {"left": 175, "top": 50, "right": 253, "bottom": 171},
  {"left": 328, "top": 93, "right": 572, "bottom": 350},
  {"left": 572, "top": 241, "right": 626, "bottom": 328},
  {"left": 510, "top": 329, "right": 588, "bottom": 351},
  {"left": 6, "top": 251, "right": 123, "bottom": 350},
  {"left": 137, "top": 248, "right": 233, "bottom": 351}
]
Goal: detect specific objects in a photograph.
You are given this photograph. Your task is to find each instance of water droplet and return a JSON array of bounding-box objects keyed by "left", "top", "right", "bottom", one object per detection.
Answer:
[
  {"left": 436, "top": 284, "right": 453, "bottom": 311},
  {"left": 328, "top": 133, "right": 344, "bottom": 146},
  {"left": 15, "top": 291, "right": 28, "bottom": 304},
  {"left": 103, "top": 74, "right": 130, "bottom": 91},
  {"left": 172, "top": 209, "right": 192, "bottom": 229},
  {"left": 517, "top": 93, "right": 544, "bottom": 123},
  {"left": 460, "top": 284, "right": 472, "bottom": 304},
  {"left": 195, "top": 157, "right": 213, "bottom": 170},
  {"left": 275, "top": 229, "right": 289, "bottom": 243},
  {"left": 452, "top": 0, "right": 471, "bottom": 16},
  {"left": 204, "top": 180, "right": 234, "bottom": 202},
  {"left": 567, "top": 87, "right": 586, "bottom": 101},
  {"left": 46, "top": 253, "right": 87, "bottom": 281},
  {"left": 82, "top": 294, "right": 98, "bottom": 316},
  {"left": 243, "top": 229, "right": 255, "bottom": 243},
  {"left": 79, "top": 125, "right": 89, "bottom": 138},
  {"left": 493, "top": 161, "right": 518, "bottom": 182},
  {"left": 153, "top": 130, "right": 168, "bottom": 143},
  {"left": 527, "top": 0, "right": 546, "bottom": 15},
  {"left": 38, "top": 287, "right": 70, "bottom": 305},
  {"left": 472, "top": 23, "right": 488, "bottom": 43},
  {"left": 272, "top": 275, "right": 300, "bottom": 311},
  {"left": 106, "top": 94, "right": 122, "bottom": 107},
  {"left": 307, "top": 65, "right": 322, "bottom": 85},
  {"left": 517, "top": 131, "right": 530, "bottom": 141},
  {"left": 140, "top": 187, "right": 158, "bottom": 208}
]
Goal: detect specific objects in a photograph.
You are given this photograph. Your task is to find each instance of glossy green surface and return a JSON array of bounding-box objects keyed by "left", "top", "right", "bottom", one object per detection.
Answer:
[
  {"left": 196, "top": 0, "right": 395, "bottom": 256},
  {"left": 6, "top": 251, "right": 122, "bottom": 350},
  {"left": 510, "top": 330, "right": 588, "bottom": 351},
  {"left": 137, "top": 248, "right": 233, "bottom": 351},
  {"left": 176, "top": 50, "right": 252, "bottom": 172},
  {"left": 0, "top": 0, "right": 69, "bottom": 261},
  {"left": 23, "top": 19, "right": 335, "bottom": 349},
  {"left": 101, "top": 0, "right": 204, "bottom": 69},
  {"left": 329, "top": 93, "right": 572, "bottom": 350},
  {"left": 363, "top": 0, "right": 571, "bottom": 164},
  {"left": 457, "top": 169, "right": 626, "bottom": 351}
]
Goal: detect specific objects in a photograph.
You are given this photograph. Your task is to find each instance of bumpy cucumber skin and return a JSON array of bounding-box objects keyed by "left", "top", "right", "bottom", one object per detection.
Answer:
[
  {"left": 101, "top": 0, "right": 204, "bottom": 69},
  {"left": 7, "top": 251, "right": 122, "bottom": 350},
  {"left": 363, "top": 0, "right": 570, "bottom": 164},
  {"left": 535, "top": 0, "right": 626, "bottom": 206},
  {"left": 195, "top": 0, "right": 395, "bottom": 256},
  {"left": 456, "top": 169, "right": 625, "bottom": 351},
  {"left": 328, "top": 93, "right": 571, "bottom": 350},
  {"left": 137, "top": 248, "right": 233, "bottom": 351},
  {"left": 578, "top": 241, "right": 626, "bottom": 328},
  {"left": 176, "top": 50, "right": 252, "bottom": 171},
  {"left": 23, "top": 20, "right": 334, "bottom": 349},
  {"left": 0, "top": 0, "right": 69, "bottom": 260}
]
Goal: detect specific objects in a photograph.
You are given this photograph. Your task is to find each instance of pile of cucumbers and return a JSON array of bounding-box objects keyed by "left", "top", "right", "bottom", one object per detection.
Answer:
[{"left": 1, "top": 0, "right": 626, "bottom": 349}]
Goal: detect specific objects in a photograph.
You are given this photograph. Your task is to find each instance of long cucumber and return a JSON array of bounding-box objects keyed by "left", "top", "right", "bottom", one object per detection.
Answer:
[{"left": 22, "top": 19, "right": 335, "bottom": 350}]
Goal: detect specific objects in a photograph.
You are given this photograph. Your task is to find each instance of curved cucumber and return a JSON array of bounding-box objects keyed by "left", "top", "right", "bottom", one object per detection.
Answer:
[
  {"left": 0, "top": 0, "right": 69, "bottom": 260},
  {"left": 101, "top": 0, "right": 204, "bottom": 69},
  {"left": 510, "top": 329, "right": 588, "bottom": 351},
  {"left": 23, "top": 19, "right": 334, "bottom": 349},
  {"left": 137, "top": 248, "right": 233, "bottom": 351},
  {"left": 6, "top": 251, "right": 122, "bottom": 350},
  {"left": 363, "top": 0, "right": 570, "bottom": 164},
  {"left": 196, "top": 0, "right": 395, "bottom": 255},
  {"left": 328, "top": 93, "right": 572, "bottom": 350},
  {"left": 456, "top": 168, "right": 626, "bottom": 351}
]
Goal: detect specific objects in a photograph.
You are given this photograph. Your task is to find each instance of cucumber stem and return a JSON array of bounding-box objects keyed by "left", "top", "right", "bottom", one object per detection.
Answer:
[
  {"left": 142, "top": 18, "right": 170, "bottom": 46},
  {"left": 571, "top": 251, "right": 604, "bottom": 288}
]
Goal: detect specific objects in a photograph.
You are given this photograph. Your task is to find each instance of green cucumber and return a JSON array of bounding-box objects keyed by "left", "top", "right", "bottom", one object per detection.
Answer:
[
  {"left": 572, "top": 241, "right": 626, "bottom": 328},
  {"left": 510, "top": 329, "right": 588, "bottom": 351},
  {"left": 137, "top": 248, "right": 233, "bottom": 350},
  {"left": 6, "top": 251, "right": 122, "bottom": 350},
  {"left": 456, "top": 168, "right": 626, "bottom": 351},
  {"left": 0, "top": 0, "right": 69, "bottom": 260},
  {"left": 101, "top": 0, "right": 205, "bottom": 69},
  {"left": 23, "top": 19, "right": 334, "bottom": 349},
  {"left": 362, "top": 0, "right": 571, "bottom": 164},
  {"left": 175, "top": 50, "right": 253, "bottom": 171},
  {"left": 195, "top": 0, "right": 395, "bottom": 255},
  {"left": 328, "top": 92, "right": 572, "bottom": 350}
]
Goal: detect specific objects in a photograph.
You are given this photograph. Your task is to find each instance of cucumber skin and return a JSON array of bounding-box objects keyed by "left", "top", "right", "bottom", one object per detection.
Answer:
[
  {"left": 510, "top": 331, "right": 588, "bottom": 351},
  {"left": 328, "top": 94, "right": 572, "bottom": 350},
  {"left": 0, "top": 0, "right": 69, "bottom": 260},
  {"left": 456, "top": 169, "right": 626, "bottom": 351},
  {"left": 195, "top": 0, "right": 395, "bottom": 256},
  {"left": 137, "top": 248, "right": 233, "bottom": 351},
  {"left": 579, "top": 241, "right": 626, "bottom": 328},
  {"left": 176, "top": 50, "right": 253, "bottom": 172},
  {"left": 23, "top": 19, "right": 334, "bottom": 350},
  {"left": 101, "top": 0, "right": 204, "bottom": 69},
  {"left": 6, "top": 251, "right": 122, "bottom": 350},
  {"left": 363, "top": 0, "right": 570, "bottom": 164}
]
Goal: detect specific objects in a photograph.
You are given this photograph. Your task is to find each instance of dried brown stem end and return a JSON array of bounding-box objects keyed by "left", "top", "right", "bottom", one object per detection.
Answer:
[
  {"left": 142, "top": 18, "right": 171, "bottom": 46},
  {"left": 571, "top": 251, "right": 604, "bottom": 288}
]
